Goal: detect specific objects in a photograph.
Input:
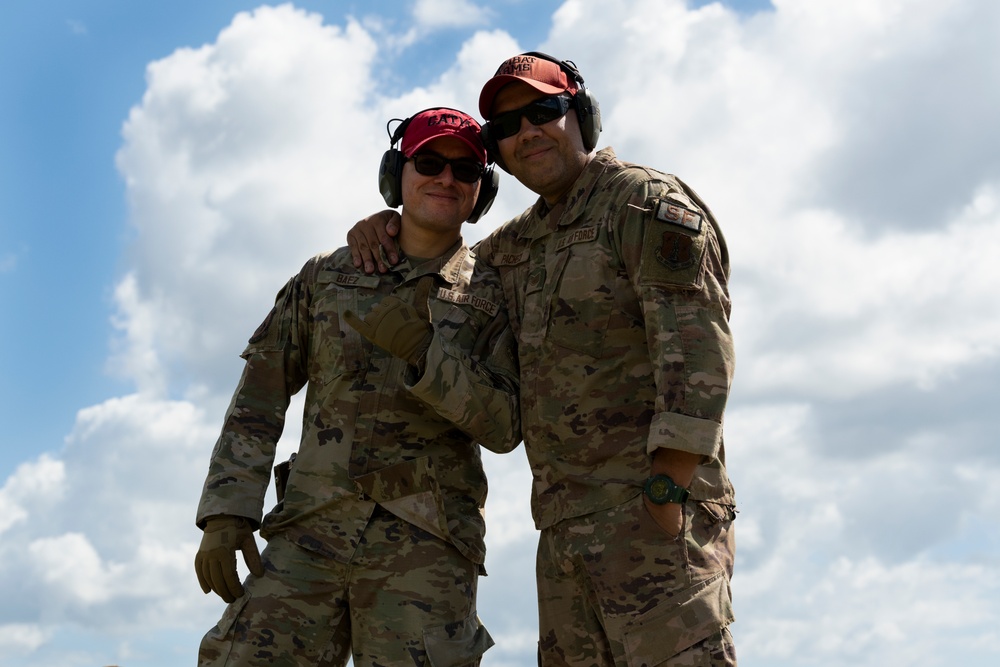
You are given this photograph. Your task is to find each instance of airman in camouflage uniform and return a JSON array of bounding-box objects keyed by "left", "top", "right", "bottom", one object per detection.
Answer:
[
  {"left": 349, "top": 53, "right": 738, "bottom": 667},
  {"left": 194, "top": 108, "right": 520, "bottom": 667}
]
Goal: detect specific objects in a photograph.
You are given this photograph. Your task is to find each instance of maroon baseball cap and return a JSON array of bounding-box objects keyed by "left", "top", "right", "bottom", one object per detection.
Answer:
[
  {"left": 479, "top": 53, "right": 579, "bottom": 118},
  {"left": 400, "top": 108, "right": 486, "bottom": 164}
]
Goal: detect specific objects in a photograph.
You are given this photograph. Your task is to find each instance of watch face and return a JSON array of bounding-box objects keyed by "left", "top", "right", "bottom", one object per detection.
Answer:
[
  {"left": 644, "top": 474, "right": 688, "bottom": 504},
  {"left": 649, "top": 477, "right": 671, "bottom": 500}
]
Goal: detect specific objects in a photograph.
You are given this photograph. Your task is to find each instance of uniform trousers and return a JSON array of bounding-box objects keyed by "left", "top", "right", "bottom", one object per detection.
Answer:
[
  {"left": 536, "top": 494, "right": 736, "bottom": 667},
  {"left": 199, "top": 507, "right": 493, "bottom": 667}
]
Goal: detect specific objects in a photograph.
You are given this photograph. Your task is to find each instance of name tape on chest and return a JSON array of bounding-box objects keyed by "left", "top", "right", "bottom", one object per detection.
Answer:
[
  {"left": 436, "top": 287, "right": 500, "bottom": 317},
  {"left": 492, "top": 250, "right": 528, "bottom": 267},
  {"left": 655, "top": 199, "right": 703, "bottom": 233},
  {"left": 321, "top": 271, "right": 381, "bottom": 289}
]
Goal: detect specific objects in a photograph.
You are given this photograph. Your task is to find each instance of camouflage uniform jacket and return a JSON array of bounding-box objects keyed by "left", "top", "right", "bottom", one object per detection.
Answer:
[
  {"left": 476, "top": 148, "right": 735, "bottom": 530},
  {"left": 196, "top": 241, "right": 520, "bottom": 566}
]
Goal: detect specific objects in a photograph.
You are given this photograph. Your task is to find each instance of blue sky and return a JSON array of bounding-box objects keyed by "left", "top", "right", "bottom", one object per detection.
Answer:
[
  {"left": 0, "top": 0, "right": 562, "bottom": 480},
  {"left": 3, "top": 1, "right": 999, "bottom": 666}
]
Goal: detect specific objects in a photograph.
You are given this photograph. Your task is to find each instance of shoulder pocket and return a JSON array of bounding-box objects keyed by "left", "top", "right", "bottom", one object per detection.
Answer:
[
  {"left": 639, "top": 198, "right": 708, "bottom": 289},
  {"left": 242, "top": 282, "right": 293, "bottom": 357}
]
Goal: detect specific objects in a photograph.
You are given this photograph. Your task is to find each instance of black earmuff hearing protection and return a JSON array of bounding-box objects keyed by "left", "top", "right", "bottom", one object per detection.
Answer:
[
  {"left": 481, "top": 52, "right": 602, "bottom": 173},
  {"left": 377, "top": 107, "right": 499, "bottom": 224}
]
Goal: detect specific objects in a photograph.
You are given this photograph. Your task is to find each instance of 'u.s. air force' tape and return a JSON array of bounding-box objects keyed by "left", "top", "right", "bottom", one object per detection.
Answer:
[{"left": 436, "top": 288, "right": 500, "bottom": 317}]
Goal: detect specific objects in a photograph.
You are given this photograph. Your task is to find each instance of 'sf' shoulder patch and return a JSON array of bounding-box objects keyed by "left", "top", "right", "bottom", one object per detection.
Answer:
[{"left": 655, "top": 198, "right": 703, "bottom": 233}]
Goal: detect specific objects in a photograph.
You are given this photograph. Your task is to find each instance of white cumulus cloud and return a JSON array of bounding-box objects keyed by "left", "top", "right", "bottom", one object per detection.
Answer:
[{"left": 4, "top": 1, "right": 1000, "bottom": 665}]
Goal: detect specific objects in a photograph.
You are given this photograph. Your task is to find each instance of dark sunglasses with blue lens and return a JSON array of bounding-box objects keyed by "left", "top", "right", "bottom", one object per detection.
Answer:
[
  {"left": 409, "top": 153, "right": 484, "bottom": 183},
  {"left": 489, "top": 94, "right": 575, "bottom": 141}
]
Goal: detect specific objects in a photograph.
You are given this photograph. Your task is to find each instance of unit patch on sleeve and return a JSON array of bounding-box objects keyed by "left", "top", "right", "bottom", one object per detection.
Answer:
[{"left": 656, "top": 232, "right": 696, "bottom": 271}]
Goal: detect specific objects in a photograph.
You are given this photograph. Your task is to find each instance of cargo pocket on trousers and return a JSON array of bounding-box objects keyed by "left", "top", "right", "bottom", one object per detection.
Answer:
[
  {"left": 203, "top": 589, "right": 252, "bottom": 659},
  {"left": 424, "top": 611, "right": 495, "bottom": 667},
  {"left": 622, "top": 572, "right": 734, "bottom": 667}
]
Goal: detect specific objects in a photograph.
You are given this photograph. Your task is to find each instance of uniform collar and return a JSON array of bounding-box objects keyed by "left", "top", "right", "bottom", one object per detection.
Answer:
[
  {"left": 392, "top": 238, "right": 470, "bottom": 286},
  {"left": 519, "top": 147, "right": 617, "bottom": 239}
]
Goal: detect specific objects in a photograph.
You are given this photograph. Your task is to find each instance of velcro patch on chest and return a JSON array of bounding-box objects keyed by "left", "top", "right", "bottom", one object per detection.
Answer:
[
  {"left": 655, "top": 199, "right": 703, "bottom": 233},
  {"left": 436, "top": 287, "right": 500, "bottom": 317}
]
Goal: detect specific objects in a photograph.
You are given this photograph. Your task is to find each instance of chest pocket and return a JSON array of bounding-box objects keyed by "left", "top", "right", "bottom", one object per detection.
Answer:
[
  {"left": 431, "top": 301, "right": 473, "bottom": 344},
  {"left": 546, "top": 226, "right": 617, "bottom": 357},
  {"left": 310, "top": 271, "right": 375, "bottom": 383}
]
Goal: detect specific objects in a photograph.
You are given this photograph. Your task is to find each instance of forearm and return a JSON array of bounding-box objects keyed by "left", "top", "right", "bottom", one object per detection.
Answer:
[
  {"left": 196, "top": 360, "right": 292, "bottom": 527},
  {"left": 407, "top": 329, "right": 521, "bottom": 453},
  {"left": 650, "top": 447, "right": 702, "bottom": 487}
]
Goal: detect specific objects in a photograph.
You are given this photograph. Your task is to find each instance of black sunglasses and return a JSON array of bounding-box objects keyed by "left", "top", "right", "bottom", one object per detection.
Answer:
[
  {"left": 489, "top": 95, "right": 575, "bottom": 141},
  {"left": 409, "top": 153, "right": 484, "bottom": 183}
]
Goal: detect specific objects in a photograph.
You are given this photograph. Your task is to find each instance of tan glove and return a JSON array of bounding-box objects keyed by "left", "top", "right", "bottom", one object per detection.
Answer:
[
  {"left": 195, "top": 515, "right": 264, "bottom": 603},
  {"left": 344, "top": 276, "right": 435, "bottom": 366}
]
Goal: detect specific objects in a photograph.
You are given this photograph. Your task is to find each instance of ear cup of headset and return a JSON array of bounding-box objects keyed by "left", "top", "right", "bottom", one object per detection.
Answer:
[
  {"left": 378, "top": 114, "right": 413, "bottom": 208},
  {"left": 480, "top": 125, "right": 508, "bottom": 173},
  {"left": 468, "top": 166, "right": 499, "bottom": 224},
  {"left": 378, "top": 148, "right": 407, "bottom": 207},
  {"left": 573, "top": 87, "right": 601, "bottom": 152}
]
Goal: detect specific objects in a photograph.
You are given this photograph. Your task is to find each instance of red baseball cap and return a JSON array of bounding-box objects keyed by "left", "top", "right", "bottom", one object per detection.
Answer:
[
  {"left": 479, "top": 53, "right": 579, "bottom": 118},
  {"left": 400, "top": 108, "right": 486, "bottom": 164}
]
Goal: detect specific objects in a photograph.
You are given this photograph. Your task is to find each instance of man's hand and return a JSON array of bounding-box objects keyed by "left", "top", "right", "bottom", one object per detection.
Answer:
[
  {"left": 645, "top": 448, "right": 702, "bottom": 537},
  {"left": 343, "top": 276, "right": 435, "bottom": 366},
  {"left": 347, "top": 209, "right": 402, "bottom": 274},
  {"left": 195, "top": 515, "right": 264, "bottom": 603},
  {"left": 643, "top": 497, "right": 684, "bottom": 537}
]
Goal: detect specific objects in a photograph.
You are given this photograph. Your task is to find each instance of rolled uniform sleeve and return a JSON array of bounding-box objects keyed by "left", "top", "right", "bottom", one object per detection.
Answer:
[
  {"left": 613, "top": 180, "right": 734, "bottom": 460},
  {"left": 408, "top": 261, "right": 521, "bottom": 455},
  {"left": 409, "top": 315, "right": 520, "bottom": 454},
  {"left": 196, "top": 265, "right": 312, "bottom": 528}
]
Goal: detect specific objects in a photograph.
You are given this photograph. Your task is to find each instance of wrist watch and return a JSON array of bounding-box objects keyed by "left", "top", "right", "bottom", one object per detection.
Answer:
[{"left": 643, "top": 474, "right": 690, "bottom": 505}]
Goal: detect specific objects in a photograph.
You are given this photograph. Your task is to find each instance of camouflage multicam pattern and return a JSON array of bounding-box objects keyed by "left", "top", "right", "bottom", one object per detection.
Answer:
[
  {"left": 536, "top": 495, "right": 736, "bottom": 666},
  {"left": 197, "top": 241, "right": 519, "bottom": 562},
  {"left": 476, "top": 148, "right": 736, "bottom": 664},
  {"left": 196, "top": 240, "right": 518, "bottom": 663},
  {"left": 476, "top": 147, "right": 735, "bottom": 527},
  {"left": 199, "top": 509, "right": 494, "bottom": 666}
]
